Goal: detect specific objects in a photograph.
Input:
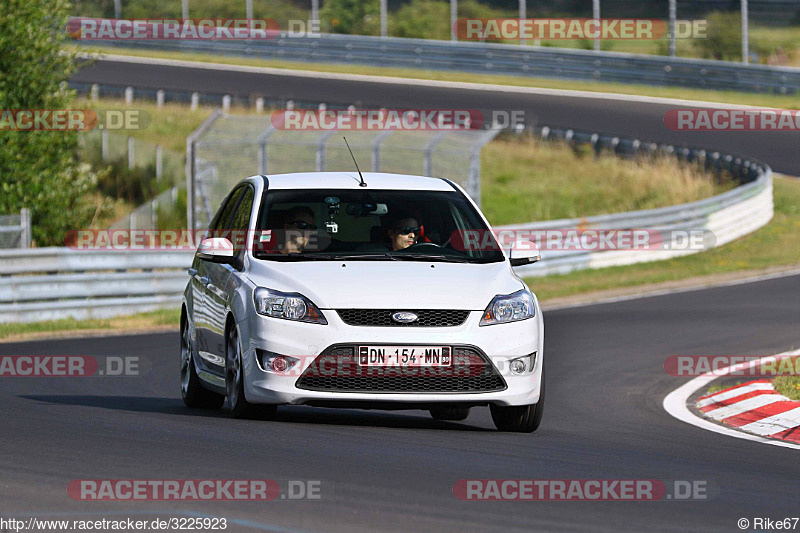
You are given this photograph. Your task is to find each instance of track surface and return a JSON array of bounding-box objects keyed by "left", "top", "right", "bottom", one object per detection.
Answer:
[
  {"left": 72, "top": 59, "right": 800, "bottom": 175},
  {"left": 2, "top": 274, "right": 799, "bottom": 532}
]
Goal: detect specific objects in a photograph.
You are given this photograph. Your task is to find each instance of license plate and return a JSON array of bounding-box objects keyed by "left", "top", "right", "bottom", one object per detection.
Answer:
[{"left": 358, "top": 346, "right": 452, "bottom": 367}]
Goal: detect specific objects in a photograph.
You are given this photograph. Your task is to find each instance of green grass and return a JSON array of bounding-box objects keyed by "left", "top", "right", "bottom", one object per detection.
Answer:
[
  {"left": 773, "top": 357, "right": 800, "bottom": 400},
  {"left": 481, "top": 135, "right": 733, "bottom": 224},
  {"left": 525, "top": 177, "right": 800, "bottom": 301},
  {"left": 70, "top": 44, "right": 800, "bottom": 110},
  {"left": 0, "top": 307, "right": 180, "bottom": 341}
]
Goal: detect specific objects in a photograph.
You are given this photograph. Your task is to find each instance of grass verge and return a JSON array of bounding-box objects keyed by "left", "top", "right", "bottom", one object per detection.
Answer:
[
  {"left": 0, "top": 308, "right": 180, "bottom": 342},
  {"left": 525, "top": 176, "right": 800, "bottom": 301},
  {"left": 70, "top": 44, "right": 800, "bottom": 110},
  {"left": 774, "top": 357, "right": 800, "bottom": 400}
]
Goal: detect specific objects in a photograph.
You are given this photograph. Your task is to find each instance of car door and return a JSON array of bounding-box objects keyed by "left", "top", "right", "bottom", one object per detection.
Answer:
[{"left": 195, "top": 187, "right": 244, "bottom": 377}]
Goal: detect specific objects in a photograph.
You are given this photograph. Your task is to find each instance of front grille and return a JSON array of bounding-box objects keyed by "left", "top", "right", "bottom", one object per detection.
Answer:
[
  {"left": 336, "top": 309, "right": 470, "bottom": 327},
  {"left": 295, "top": 345, "right": 507, "bottom": 393}
]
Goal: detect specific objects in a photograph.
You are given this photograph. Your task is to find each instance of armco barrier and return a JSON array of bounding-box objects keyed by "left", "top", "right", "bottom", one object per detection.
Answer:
[
  {"left": 0, "top": 249, "right": 194, "bottom": 323},
  {"left": 501, "top": 126, "right": 773, "bottom": 277},
  {"left": 82, "top": 29, "right": 800, "bottom": 94}
]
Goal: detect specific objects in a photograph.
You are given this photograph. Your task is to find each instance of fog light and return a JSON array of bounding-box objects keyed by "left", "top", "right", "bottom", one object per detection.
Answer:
[
  {"left": 258, "top": 351, "right": 300, "bottom": 373},
  {"left": 510, "top": 358, "right": 526, "bottom": 374},
  {"left": 271, "top": 356, "right": 288, "bottom": 373}
]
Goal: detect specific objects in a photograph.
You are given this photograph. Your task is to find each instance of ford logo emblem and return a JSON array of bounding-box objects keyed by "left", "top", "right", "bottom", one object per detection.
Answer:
[{"left": 392, "top": 311, "right": 418, "bottom": 324}]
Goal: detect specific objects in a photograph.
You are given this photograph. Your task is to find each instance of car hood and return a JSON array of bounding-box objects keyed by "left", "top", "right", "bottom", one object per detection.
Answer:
[{"left": 245, "top": 258, "right": 523, "bottom": 310}]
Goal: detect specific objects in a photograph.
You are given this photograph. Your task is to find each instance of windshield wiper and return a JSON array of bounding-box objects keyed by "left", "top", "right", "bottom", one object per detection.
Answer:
[
  {"left": 389, "top": 253, "right": 471, "bottom": 263},
  {"left": 252, "top": 252, "right": 334, "bottom": 261},
  {"left": 333, "top": 253, "right": 397, "bottom": 261}
]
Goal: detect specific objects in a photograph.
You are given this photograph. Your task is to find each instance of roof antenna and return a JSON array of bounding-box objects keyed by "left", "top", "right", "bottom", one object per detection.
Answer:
[{"left": 343, "top": 137, "right": 367, "bottom": 187}]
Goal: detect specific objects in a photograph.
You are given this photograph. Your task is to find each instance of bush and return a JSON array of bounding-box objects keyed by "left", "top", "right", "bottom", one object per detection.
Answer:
[
  {"left": 0, "top": 0, "right": 108, "bottom": 246},
  {"left": 319, "top": 0, "right": 380, "bottom": 35},
  {"left": 693, "top": 11, "right": 743, "bottom": 61}
]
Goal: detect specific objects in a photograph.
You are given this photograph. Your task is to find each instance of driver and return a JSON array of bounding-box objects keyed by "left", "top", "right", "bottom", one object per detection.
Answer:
[
  {"left": 388, "top": 217, "right": 422, "bottom": 251},
  {"left": 281, "top": 206, "right": 316, "bottom": 254}
]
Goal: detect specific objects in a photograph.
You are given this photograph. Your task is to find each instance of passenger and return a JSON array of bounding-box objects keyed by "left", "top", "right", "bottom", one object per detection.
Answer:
[
  {"left": 388, "top": 217, "right": 422, "bottom": 251},
  {"left": 281, "top": 206, "right": 316, "bottom": 254}
]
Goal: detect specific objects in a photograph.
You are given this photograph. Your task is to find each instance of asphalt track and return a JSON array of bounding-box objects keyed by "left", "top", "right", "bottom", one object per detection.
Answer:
[
  {"left": 2, "top": 273, "right": 799, "bottom": 532},
  {"left": 3, "top": 57, "right": 793, "bottom": 531},
  {"left": 72, "top": 58, "right": 800, "bottom": 175}
]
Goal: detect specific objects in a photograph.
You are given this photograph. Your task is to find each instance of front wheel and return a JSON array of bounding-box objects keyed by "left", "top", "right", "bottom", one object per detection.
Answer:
[
  {"left": 226, "top": 326, "right": 276, "bottom": 420},
  {"left": 181, "top": 319, "right": 224, "bottom": 409},
  {"left": 490, "top": 369, "right": 545, "bottom": 433}
]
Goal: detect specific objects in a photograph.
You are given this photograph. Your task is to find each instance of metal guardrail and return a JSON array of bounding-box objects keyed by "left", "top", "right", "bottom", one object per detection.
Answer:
[
  {"left": 501, "top": 126, "right": 773, "bottom": 277},
  {"left": 0, "top": 249, "right": 193, "bottom": 323},
  {"left": 85, "top": 30, "right": 800, "bottom": 94}
]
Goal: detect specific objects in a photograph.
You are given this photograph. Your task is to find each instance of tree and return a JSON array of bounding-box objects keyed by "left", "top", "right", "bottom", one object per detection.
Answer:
[{"left": 0, "top": 0, "right": 100, "bottom": 246}]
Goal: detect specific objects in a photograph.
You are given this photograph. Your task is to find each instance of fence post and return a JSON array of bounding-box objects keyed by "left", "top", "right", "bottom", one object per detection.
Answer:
[
  {"left": 90, "top": 83, "right": 99, "bottom": 101},
  {"left": 222, "top": 95, "right": 231, "bottom": 112},
  {"left": 125, "top": 86, "right": 134, "bottom": 106},
  {"left": 20, "top": 208, "right": 31, "bottom": 249},
  {"left": 156, "top": 145, "right": 163, "bottom": 180},
  {"left": 157, "top": 89, "right": 165, "bottom": 108},
  {"left": 423, "top": 132, "right": 447, "bottom": 177},
  {"left": 101, "top": 129, "right": 109, "bottom": 160},
  {"left": 255, "top": 97, "right": 264, "bottom": 113},
  {"left": 128, "top": 136, "right": 135, "bottom": 169},
  {"left": 371, "top": 131, "right": 392, "bottom": 172},
  {"left": 191, "top": 92, "right": 200, "bottom": 111},
  {"left": 151, "top": 199, "right": 158, "bottom": 229},
  {"left": 316, "top": 131, "right": 336, "bottom": 172}
]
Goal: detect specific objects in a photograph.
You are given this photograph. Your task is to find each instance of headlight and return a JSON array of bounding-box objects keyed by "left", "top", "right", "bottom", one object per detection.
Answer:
[
  {"left": 253, "top": 287, "right": 327, "bottom": 324},
  {"left": 479, "top": 289, "right": 535, "bottom": 326}
]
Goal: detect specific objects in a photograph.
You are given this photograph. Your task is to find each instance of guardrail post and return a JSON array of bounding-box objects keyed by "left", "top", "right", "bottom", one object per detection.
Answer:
[
  {"left": 255, "top": 97, "right": 264, "bottom": 113},
  {"left": 125, "top": 86, "right": 134, "bottom": 106},
  {"left": 157, "top": 90, "right": 165, "bottom": 108},
  {"left": 127, "top": 136, "right": 134, "bottom": 169},
  {"left": 156, "top": 145, "right": 163, "bottom": 180},
  {"left": 20, "top": 208, "right": 31, "bottom": 249},
  {"left": 222, "top": 95, "right": 231, "bottom": 112},
  {"left": 286, "top": 100, "right": 294, "bottom": 110},
  {"left": 90, "top": 84, "right": 99, "bottom": 101},
  {"left": 191, "top": 92, "right": 200, "bottom": 111}
]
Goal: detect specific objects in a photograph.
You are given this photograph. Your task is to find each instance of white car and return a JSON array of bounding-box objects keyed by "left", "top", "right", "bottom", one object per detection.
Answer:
[{"left": 180, "top": 172, "right": 545, "bottom": 432}]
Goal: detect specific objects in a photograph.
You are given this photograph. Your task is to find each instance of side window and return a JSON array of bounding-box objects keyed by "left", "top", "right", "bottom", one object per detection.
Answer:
[
  {"left": 209, "top": 187, "right": 245, "bottom": 234},
  {"left": 231, "top": 187, "right": 255, "bottom": 256}
]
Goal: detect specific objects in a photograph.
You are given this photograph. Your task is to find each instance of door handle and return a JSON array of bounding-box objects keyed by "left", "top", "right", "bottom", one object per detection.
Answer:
[
  {"left": 199, "top": 276, "right": 210, "bottom": 285},
  {"left": 188, "top": 268, "right": 198, "bottom": 276}
]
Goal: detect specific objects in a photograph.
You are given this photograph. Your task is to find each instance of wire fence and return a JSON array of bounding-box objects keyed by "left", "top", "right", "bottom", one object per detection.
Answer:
[{"left": 187, "top": 108, "right": 500, "bottom": 230}]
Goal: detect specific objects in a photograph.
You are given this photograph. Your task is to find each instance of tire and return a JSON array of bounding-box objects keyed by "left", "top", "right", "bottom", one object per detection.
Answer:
[
  {"left": 181, "top": 318, "right": 225, "bottom": 409},
  {"left": 490, "top": 368, "right": 545, "bottom": 433},
  {"left": 226, "top": 325, "right": 277, "bottom": 420},
  {"left": 429, "top": 406, "right": 471, "bottom": 421}
]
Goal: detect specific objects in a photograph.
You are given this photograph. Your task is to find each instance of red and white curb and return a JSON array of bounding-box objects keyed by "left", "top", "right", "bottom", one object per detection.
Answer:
[
  {"left": 663, "top": 348, "right": 800, "bottom": 450},
  {"left": 697, "top": 380, "right": 800, "bottom": 443}
]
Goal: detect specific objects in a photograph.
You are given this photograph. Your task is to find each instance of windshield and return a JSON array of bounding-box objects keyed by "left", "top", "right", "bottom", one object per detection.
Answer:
[{"left": 251, "top": 188, "right": 504, "bottom": 263}]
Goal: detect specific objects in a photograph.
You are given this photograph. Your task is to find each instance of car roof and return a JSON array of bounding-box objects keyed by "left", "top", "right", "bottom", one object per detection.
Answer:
[{"left": 260, "top": 172, "right": 456, "bottom": 192}]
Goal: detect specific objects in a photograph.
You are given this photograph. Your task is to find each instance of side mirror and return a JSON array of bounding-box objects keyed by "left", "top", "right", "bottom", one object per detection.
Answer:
[
  {"left": 507, "top": 240, "right": 541, "bottom": 267},
  {"left": 197, "top": 237, "right": 235, "bottom": 264}
]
